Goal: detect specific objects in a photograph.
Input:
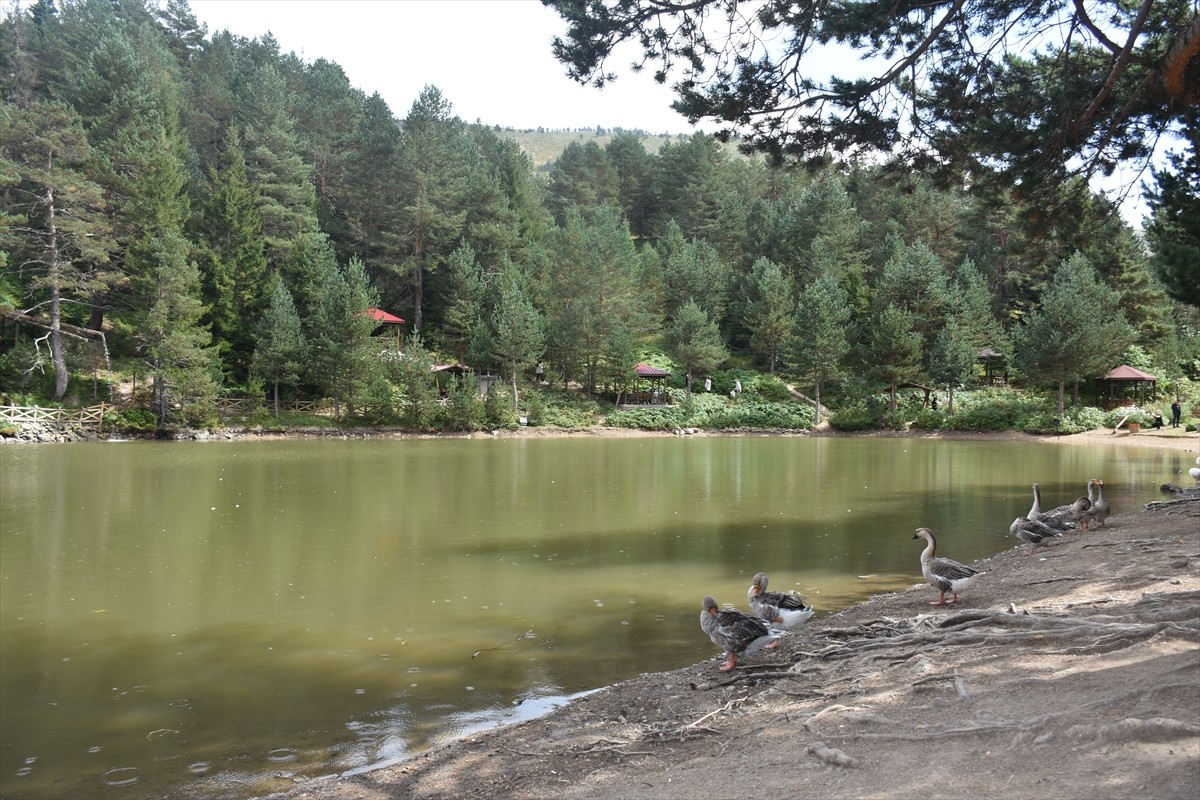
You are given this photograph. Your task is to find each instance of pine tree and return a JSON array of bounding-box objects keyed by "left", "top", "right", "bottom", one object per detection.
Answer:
[
  {"left": 395, "top": 85, "right": 472, "bottom": 334},
  {"left": 125, "top": 124, "right": 219, "bottom": 428},
  {"left": 1012, "top": 253, "right": 1135, "bottom": 414},
  {"left": 0, "top": 98, "right": 115, "bottom": 400},
  {"left": 861, "top": 305, "right": 923, "bottom": 414},
  {"left": 307, "top": 256, "right": 381, "bottom": 418},
  {"left": 663, "top": 299, "right": 727, "bottom": 395},
  {"left": 439, "top": 243, "right": 487, "bottom": 364},
  {"left": 928, "top": 317, "right": 977, "bottom": 414},
  {"left": 197, "top": 126, "right": 269, "bottom": 384},
  {"left": 490, "top": 263, "right": 544, "bottom": 410},
  {"left": 1144, "top": 146, "right": 1200, "bottom": 309},
  {"left": 545, "top": 207, "right": 653, "bottom": 394},
  {"left": 252, "top": 281, "right": 306, "bottom": 416},
  {"left": 789, "top": 273, "right": 851, "bottom": 425},
  {"left": 742, "top": 257, "right": 794, "bottom": 373}
]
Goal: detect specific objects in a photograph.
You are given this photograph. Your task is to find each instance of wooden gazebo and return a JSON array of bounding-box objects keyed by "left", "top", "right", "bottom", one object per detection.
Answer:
[
  {"left": 363, "top": 307, "right": 405, "bottom": 350},
  {"left": 978, "top": 347, "right": 1008, "bottom": 385},
  {"left": 617, "top": 363, "right": 672, "bottom": 407},
  {"left": 1097, "top": 365, "right": 1157, "bottom": 408}
]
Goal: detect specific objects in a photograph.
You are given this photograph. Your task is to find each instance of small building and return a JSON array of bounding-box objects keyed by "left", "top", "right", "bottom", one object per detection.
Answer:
[
  {"left": 363, "top": 308, "right": 405, "bottom": 350},
  {"left": 1097, "top": 365, "right": 1158, "bottom": 408},
  {"left": 977, "top": 347, "right": 1008, "bottom": 386},
  {"left": 617, "top": 363, "right": 673, "bottom": 407}
]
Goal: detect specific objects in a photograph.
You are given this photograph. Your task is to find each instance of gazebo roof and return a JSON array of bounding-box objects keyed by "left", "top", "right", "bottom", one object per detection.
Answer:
[
  {"left": 634, "top": 363, "right": 671, "bottom": 378},
  {"left": 1104, "top": 365, "right": 1157, "bottom": 381},
  {"left": 363, "top": 307, "right": 405, "bottom": 324}
]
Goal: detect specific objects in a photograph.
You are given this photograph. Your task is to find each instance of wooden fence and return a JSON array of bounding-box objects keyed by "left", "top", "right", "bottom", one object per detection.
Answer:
[
  {"left": 0, "top": 404, "right": 109, "bottom": 426},
  {"left": 1, "top": 398, "right": 334, "bottom": 428}
]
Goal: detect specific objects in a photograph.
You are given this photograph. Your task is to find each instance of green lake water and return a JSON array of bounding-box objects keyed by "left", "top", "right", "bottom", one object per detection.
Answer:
[{"left": 0, "top": 435, "right": 1186, "bottom": 798}]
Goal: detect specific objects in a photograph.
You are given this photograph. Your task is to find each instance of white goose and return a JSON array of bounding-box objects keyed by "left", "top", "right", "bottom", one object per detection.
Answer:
[
  {"left": 1090, "top": 479, "right": 1111, "bottom": 527},
  {"left": 747, "top": 572, "right": 815, "bottom": 630},
  {"left": 912, "top": 527, "right": 983, "bottom": 606}
]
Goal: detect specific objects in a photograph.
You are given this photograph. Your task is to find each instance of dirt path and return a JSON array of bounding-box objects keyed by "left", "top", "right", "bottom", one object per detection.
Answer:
[{"left": 270, "top": 473, "right": 1199, "bottom": 800}]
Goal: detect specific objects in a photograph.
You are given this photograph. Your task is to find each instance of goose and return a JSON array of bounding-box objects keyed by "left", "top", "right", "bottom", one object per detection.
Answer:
[
  {"left": 700, "top": 595, "right": 782, "bottom": 671},
  {"left": 1091, "top": 479, "right": 1111, "bottom": 527},
  {"left": 912, "top": 527, "right": 983, "bottom": 606},
  {"left": 1010, "top": 515, "right": 1063, "bottom": 553},
  {"left": 1043, "top": 481, "right": 1094, "bottom": 529},
  {"left": 747, "top": 572, "right": 815, "bottom": 630},
  {"left": 1028, "top": 483, "right": 1076, "bottom": 531}
]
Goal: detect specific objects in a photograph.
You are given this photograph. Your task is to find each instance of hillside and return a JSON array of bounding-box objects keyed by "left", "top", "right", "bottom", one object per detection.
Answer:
[{"left": 497, "top": 127, "right": 728, "bottom": 167}]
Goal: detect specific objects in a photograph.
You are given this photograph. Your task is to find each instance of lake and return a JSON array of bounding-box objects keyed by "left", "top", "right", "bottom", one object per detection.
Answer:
[{"left": 0, "top": 435, "right": 1184, "bottom": 799}]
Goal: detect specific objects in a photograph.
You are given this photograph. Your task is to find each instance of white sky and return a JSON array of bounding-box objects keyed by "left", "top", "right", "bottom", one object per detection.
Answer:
[{"left": 186, "top": 0, "right": 704, "bottom": 134}]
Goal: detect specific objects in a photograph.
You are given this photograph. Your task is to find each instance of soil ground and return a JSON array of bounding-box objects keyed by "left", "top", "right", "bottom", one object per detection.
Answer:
[{"left": 265, "top": 429, "right": 1198, "bottom": 800}]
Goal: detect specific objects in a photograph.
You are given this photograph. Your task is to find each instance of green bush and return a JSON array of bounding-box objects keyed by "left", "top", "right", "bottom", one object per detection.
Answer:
[
  {"left": 485, "top": 387, "right": 518, "bottom": 429},
  {"left": 1101, "top": 406, "right": 1154, "bottom": 428},
  {"left": 529, "top": 386, "right": 604, "bottom": 429},
  {"left": 829, "top": 404, "right": 881, "bottom": 431},
  {"left": 910, "top": 408, "right": 947, "bottom": 430},
  {"left": 106, "top": 407, "right": 157, "bottom": 433},
  {"left": 607, "top": 406, "right": 686, "bottom": 430},
  {"left": 436, "top": 378, "right": 487, "bottom": 431},
  {"left": 690, "top": 400, "right": 812, "bottom": 430},
  {"left": 748, "top": 374, "right": 792, "bottom": 402}
]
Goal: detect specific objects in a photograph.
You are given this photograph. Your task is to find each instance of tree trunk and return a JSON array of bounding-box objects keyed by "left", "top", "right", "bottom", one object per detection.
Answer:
[
  {"left": 814, "top": 380, "right": 822, "bottom": 425},
  {"left": 153, "top": 369, "right": 168, "bottom": 429},
  {"left": 45, "top": 179, "right": 69, "bottom": 401},
  {"left": 1057, "top": 381, "right": 1066, "bottom": 415},
  {"left": 273, "top": 380, "right": 280, "bottom": 417},
  {"left": 510, "top": 366, "right": 519, "bottom": 411},
  {"left": 948, "top": 383, "right": 956, "bottom": 415},
  {"left": 889, "top": 378, "right": 898, "bottom": 413},
  {"left": 411, "top": 223, "right": 424, "bottom": 334}
]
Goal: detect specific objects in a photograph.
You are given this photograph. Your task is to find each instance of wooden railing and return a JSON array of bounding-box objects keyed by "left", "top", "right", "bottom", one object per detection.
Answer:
[
  {"left": 1, "top": 398, "right": 336, "bottom": 428},
  {"left": 0, "top": 404, "right": 110, "bottom": 426}
]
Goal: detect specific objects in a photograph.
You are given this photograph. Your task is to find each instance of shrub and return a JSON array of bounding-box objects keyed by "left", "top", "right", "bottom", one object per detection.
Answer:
[
  {"left": 748, "top": 374, "right": 792, "bottom": 402},
  {"left": 1101, "top": 406, "right": 1154, "bottom": 428},
  {"left": 485, "top": 387, "right": 518, "bottom": 429},
  {"left": 690, "top": 400, "right": 812, "bottom": 430},
  {"left": 606, "top": 406, "right": 686, "bottom": 430},
  {"left": 106, "top": 407, "right": 157, "bottom": 433},
  {"left": 530, "top": 386, "right": 604, "bottom": 429},
  {"left": 910, "top": 408, "right": 947, "bottom": 430}
]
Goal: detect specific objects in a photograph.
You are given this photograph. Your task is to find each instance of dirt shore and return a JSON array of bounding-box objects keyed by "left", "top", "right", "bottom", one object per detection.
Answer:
[{"left": 266, "top": 430, "right": 1199, "bottom": 800}]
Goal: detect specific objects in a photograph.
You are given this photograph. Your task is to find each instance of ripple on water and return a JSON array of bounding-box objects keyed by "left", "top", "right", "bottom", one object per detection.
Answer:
[
  {"left": 266, "top": 748, "right": 297, "bottom": 762},
  {"left": 187, "top": 762, "right": 211, "bottom": 775},
  {"left": 103, "top": 767, "right": 140, "bottom": 787}
]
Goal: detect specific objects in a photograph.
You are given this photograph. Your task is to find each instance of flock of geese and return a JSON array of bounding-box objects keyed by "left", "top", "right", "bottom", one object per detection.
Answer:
[{"left": 700, "top": 480, "right": 1112, "bottom": 671}]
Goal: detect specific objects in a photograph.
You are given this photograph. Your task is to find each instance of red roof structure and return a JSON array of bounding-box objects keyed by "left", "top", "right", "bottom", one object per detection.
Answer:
[
  {"left": 1104, "top": 365, "right": 1157, "bottom": 381},
  {"left": 364, "top": 307, "right": 405, "bottom": 324},
  {"left": 634, "top": 363, "right": 671, "bottom": 378}
]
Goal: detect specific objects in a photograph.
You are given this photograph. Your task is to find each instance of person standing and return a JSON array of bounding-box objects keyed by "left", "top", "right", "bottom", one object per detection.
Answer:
[{"left": 1171, "top": 399, "right": 1182, "bottom": 427}]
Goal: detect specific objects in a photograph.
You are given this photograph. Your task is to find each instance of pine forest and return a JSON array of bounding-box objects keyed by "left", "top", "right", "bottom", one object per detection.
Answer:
[{"left": 2, "top": 0, "right": 1197, "bottom": 435}]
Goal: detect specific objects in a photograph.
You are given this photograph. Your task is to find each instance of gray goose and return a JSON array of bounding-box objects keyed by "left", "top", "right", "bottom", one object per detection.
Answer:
[
  {"left": 912, "top": 527, "right": 983, "bottom": 606},
  {"left": 1010, "top": 515, "right": 1063, "bottom": 553},
  {"left": 700, "top": 595, "right": 781, "bottom": 671}
]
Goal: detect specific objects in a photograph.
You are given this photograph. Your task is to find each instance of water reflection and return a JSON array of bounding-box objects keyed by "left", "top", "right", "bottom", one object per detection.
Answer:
[{"left": 0, "top": 436, "right": 1185, "bottom": 799}]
